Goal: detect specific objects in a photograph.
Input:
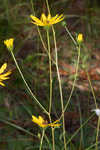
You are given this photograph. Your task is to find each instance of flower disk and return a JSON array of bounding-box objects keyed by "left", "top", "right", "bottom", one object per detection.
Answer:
[
  {"left": 30, "top": 13, "right": 64, "bottom": 26},
  {"left": 0, "top": 63, "right": 12, "bottom": 86}
]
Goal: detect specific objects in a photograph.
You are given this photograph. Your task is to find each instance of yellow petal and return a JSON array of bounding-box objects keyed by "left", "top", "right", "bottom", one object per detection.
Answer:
[
  {"left": 0, "top": 72, "right": 11, "bottom": 81},
  {"left": 40, "top": 124, "right": 48, "bottom": 128},
  {"left": 31, "top": 21, "right": 44, "bottom": 26},
  {"left": 30, "top": 15, "right": 43, "bottom": 25},
  {"left": 50, "top": 14, "right": 58, "bottom": 22},
  {"left": 0, "top": 63, "right": 7, "bottom": 74},
  {"left": 77, "top": 33, "right": 83, "bottom": 43},
  {"left": 4, "top": 38, "right": 14, "bottom": 50},
  {"left": 30, "top": 13, "right": 64, "bottom": 26},
  {"left": 49, "top": 123, "right": 61, "bottom": 127},
  {"left": 38, "top": 116, "right": 45, "bottom": 123},
  {"left": 0, "top": 81, "right": 5, "bottom": 86},
  {"left": 0, "top": 76, "right": 9, "bottom": 80},
  {"left": 41, "top": 13, "right": 47, "bottom": 23},
  {"left": 32, "top": 115, "right": 49, "bottom": 128},
  {"left": 54, "top": 14, "right": 64, "bottom": 23},
  {"left": 47, "top": 14, "right": 51, "bottom": 20},
  {"left": 0, "top": 63, "right": 12, "bottom": 86},
  {"left": 48, "top": 119, "right": 61, "bottom": 127},
  {"left": 32, "top": 115, "right": 40, "bottom": 124},
  {"left": 1, "top": 71, "right": 12, "bottom": 77}
]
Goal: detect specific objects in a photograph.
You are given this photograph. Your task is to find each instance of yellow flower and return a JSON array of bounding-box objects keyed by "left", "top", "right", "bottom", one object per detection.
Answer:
[
  {"left": 4, "top": 38, "right": 14, "bottom": 51},
  {"left": 0, "top": 63, "right": 12, "bottom": 86},
  {"left": 32, "top": 115, "right": 61, "bottom": 128},
  {"left": 77, "top": 33, "right": 83, "bottom": 43},
  {"left": 30, "top": 13, "right": 64, "bottom": 26}
]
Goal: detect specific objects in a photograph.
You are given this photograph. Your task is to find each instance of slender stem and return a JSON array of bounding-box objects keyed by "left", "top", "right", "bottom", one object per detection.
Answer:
[
  {"left": 64, "top": 26, "right": 77, "bottom": 46},
  {"left": 58, "top": 26, "right": 81, "bottom": 120},
  {"left": 46, "top": 0, "right": 50, "bottom": 14},
  {"left": 46, "top": 30, "right": 52, "bottom": 114},
  {"left": 10, "top": 51, "right": 49, "bottom": 115},
  {"left": 4, "top": 0, "right": 9, "bottom": 22},
  {"left": 40, "top": 129, "right": 45, "bottom": 150},
  {"left": 38, "top": 28, "right": 48, "bottom": 53},
  {"left": 86, "top": 142, "right": 100, "bottom": 150},
  {"left": 0, "top": 118, "right": 37, "bottom": 137},
  {"left": 44, "top": 133, "right": 52, "bottom": 149},
  {"left": 30, "top": 0, "right": 48, "bottom": 55},
  {"left": 78, "top": 100, "right": 84, "bottom": 149},
  {"left": 96, "top": 116, "right": 100, "bottom": 150},
  {"left": 66, "top": 113, "right": 94, "bottom": 145},
  {"left": 48, "top": 114, "right": 55, "bottom": 150},
  {"left": 52, "top": 26, "right": 67, "bottom": 150},
  {"left": 52, "top": 127, "right": 55, "bottom": 150},
  {"left": 85, "top": 70, "right": 97, "bottom": 109},
  {"left": 45, "top": 1, "right": 66, "bottom": 148},
  {"left": 46, "top": 29, "right": 55, "bottom": 150},
  {"left": 60, "top": 45, "right": 81, "bottom": 120},
  {"left": 30, "top": 0, "right": 35, "bottom": 14}
]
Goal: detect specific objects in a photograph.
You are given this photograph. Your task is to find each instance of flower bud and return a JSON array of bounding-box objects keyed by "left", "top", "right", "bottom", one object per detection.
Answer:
[
  {"left": 4, "top": 38, "right": 14, "bottom": 52},
  {"left": 77, "top": 33, "right": 83, "bottom": 44}
]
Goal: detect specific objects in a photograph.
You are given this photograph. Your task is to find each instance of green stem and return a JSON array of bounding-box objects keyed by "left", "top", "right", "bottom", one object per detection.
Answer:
[
  {"left": 46, "top": 30, "right": 52, "bottom": 114},
  {"left": 0, "top": 119, "right": 37, "bottom": 137},
  {"left": 11, "top": 51, "right": 49, "bottom": 115},
  {"left": 38, "top": 28, "right": 48, "bottom": 53},
  {"left": 48, "top": 113, "right": 55, "bottom": 150},
  {"left": 78, "top": 100, "right": 84, "bottom": 149},
  {"left": 65, "top": 26, "right": 77, "bottom": 46},
  {"left": 52, "top": 127, "right": 55, "bottom": 150},
  {"left": 46, "top": 0, "right": 50, "bottom": 14},
  {"left": 4, "top": 0, "right": 9, "bottom": 22},
  {"left": 52, "top": 26, "right": 67, "bottom": 150},
  {"left": 60, "top": 44, "right": 80, "bottom": 119},
  {"left": 44, "top": 133, "right": 52, "bottom": 149},
  {"left": 30, "top": 0, "right": 35, "bottom": 14},
  {"left": 86, "top": 70, "right": 97, "bottom": 109},
  {"left": 46, "top": 30, "right": 55, "bottom": 150},
  {"left": 30, "top": 0, "right": 48, "bottom": 55},
  {"left": 45, "top": 1, "right": 67, "bottom": 148},
  {"left": 96, "top": 116, "right": 100, "bottom": 150},
  {"left": 40, "top": 129, "right": 45, "bottom": 150},
  {"left": 66, "top": 113, "right": 94, "bottom": 145},
  {"left": 59, "top": 26, "right": 80, "bottom": 120},
  {"left": 86, "top": 140, "right": 100, "bottom": 150}
]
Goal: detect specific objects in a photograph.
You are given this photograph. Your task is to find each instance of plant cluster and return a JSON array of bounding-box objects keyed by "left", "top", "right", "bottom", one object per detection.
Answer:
[{"left": 0, "top": 0, "right": 100, "bottom": 150}]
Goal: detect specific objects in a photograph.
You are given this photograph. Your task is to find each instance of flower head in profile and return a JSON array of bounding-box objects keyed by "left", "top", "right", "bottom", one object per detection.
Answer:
[
  {"left": 4, "top": 38, "right": 14, "bottom": 51},
  {"left": 32, "top": 115, "right": 61, "bottom": 128},
  {"left": 0, "top": 63, "right": 12, "bottom": 86},
  {"left": 30, "top": 13, "right": 64, "bottom": 27},
  {"left": 77, "top": 33, "right": 83, "bottom": 44}
]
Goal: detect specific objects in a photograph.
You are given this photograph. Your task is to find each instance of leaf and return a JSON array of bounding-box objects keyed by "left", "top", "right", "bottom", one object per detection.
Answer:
[{"left": 0, "top": 119, "right": 37, "bottom": 138}]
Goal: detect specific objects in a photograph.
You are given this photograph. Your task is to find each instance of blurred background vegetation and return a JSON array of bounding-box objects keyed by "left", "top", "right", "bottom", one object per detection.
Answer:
[{"left": 0, "top": 0, "right": 100, "bottom": 149}]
